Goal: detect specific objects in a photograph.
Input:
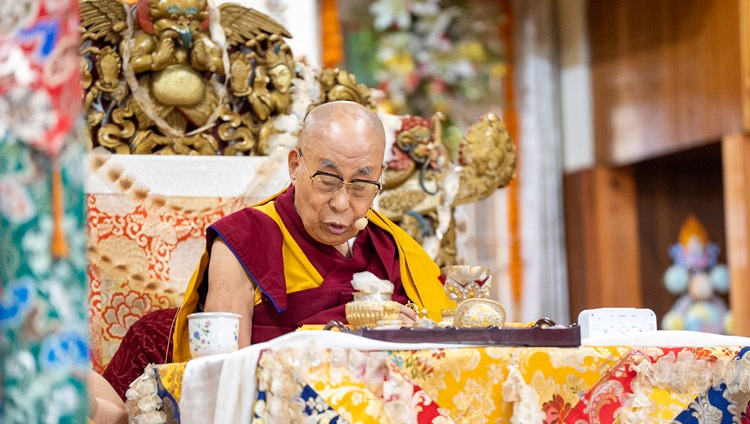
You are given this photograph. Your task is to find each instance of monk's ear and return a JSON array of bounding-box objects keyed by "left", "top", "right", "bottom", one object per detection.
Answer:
[{"left": 288, "top": 148, "right": 300, "bottom": 182}]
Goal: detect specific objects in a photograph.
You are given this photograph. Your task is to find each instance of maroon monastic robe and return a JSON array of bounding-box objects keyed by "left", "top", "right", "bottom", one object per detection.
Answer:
[{"left": 206, "top": 186, "right": 409, "bottom": 343}]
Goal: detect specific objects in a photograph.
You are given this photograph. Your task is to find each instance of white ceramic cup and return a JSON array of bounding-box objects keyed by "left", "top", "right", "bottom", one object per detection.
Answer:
[{"left": 187, "top": 312, "right": 241, "bottom": 358}]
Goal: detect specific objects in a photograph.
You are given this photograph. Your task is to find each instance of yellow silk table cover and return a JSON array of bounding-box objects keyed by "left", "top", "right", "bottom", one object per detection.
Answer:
[{"left": 137, "top": 345, "right": 750, "bottom": 423}]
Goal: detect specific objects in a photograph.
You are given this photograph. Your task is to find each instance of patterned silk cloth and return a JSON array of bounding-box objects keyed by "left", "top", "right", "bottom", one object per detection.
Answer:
[
  {"left": 86, "top": 191, "right": 243, "bottom": 371},
  {"left": 136, "top": 343, "right": 750, "bottom": 423},
  {"left": 85, "top": 154, "right": 289, "bottom": 373},
  {"left": 0, "top": 0, "right": 88, "bottom": 421}
]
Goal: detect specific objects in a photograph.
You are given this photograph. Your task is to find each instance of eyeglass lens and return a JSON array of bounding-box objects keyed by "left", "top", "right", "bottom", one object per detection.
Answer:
[
  {"left": 311, "top": 174, "right": 378, "bottom": 199},
  {"left": 298, "top": 149, "right": 379, "bottom": 199}
]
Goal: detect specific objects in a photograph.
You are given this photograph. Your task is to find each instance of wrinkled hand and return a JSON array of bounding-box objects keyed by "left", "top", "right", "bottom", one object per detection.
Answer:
[{"left": 398, "top": 303, "right": 418, "bottom": 325}]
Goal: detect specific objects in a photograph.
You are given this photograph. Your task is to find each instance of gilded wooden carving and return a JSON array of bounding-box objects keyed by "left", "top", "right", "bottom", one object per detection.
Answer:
[
  {"left": 80, "top": 0, "right": 372, "bottom": 155},
  {"left": 379, "top": 113, "right": 516, "bottom": 265}
]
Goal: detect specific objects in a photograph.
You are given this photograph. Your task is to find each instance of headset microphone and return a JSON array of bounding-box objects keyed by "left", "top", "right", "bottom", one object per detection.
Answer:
[{"left": 354, "top": 217, "right": 368, "bottom": 231}]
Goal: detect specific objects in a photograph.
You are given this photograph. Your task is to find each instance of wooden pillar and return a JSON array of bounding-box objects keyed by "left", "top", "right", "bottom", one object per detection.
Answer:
[
  {"left": 722, "top": 134, "right": 750, "bottom": 336},
  {"left": 742, "top": 0, "right": 750, "bottom": 131},
  {"left": 564, "top": 166, "right": 642, "bottom": 323},
  {"left": 727, "top": 0, "right": 750, "bottom": 336}
]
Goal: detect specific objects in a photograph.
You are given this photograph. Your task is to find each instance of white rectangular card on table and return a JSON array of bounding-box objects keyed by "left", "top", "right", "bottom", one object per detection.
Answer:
[{"left": 577, "top": 308, "right": 657, "bottom": 340}]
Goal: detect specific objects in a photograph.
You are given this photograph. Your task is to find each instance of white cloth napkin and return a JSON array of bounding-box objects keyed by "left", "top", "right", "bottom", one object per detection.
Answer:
[
  {"left": 212, "top": 343, "right": 259, "bottom": 423},
  {"left": 178, "top": 353, "right": 229, "bottom": 424}
]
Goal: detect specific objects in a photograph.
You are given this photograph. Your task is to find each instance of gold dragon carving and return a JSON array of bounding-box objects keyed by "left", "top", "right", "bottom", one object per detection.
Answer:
[{"left": 79, "top": 0, "right": 516, "bottom": 265}]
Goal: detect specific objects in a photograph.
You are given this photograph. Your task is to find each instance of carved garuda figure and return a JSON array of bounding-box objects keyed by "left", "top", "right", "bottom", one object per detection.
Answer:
[{"left": 80, "top": 0, "right": 372, "bottom": 155}]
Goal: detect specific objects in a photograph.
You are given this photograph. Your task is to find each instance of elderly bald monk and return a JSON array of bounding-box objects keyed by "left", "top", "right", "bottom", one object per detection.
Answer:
[
  {"left": 173, "top": 100, "right": 455, "bottom": 359},
  {"left": 103, "top": 101, "right": 455, "bottom": 398}
]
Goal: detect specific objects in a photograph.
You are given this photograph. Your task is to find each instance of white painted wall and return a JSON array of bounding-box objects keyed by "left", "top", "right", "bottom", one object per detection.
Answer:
[{"left": 557, "top": 0, "right": 594, "bottom": 172}]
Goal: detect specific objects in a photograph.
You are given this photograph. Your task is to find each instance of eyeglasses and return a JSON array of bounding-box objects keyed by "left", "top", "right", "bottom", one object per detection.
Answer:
[{"left": 297, "top": 149, "right": 382, "bottom": 200}]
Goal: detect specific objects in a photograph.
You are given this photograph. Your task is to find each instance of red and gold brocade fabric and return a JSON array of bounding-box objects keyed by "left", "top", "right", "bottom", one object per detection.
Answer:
[{"left": 86, "top": 193, "right": 251, "bottom": 372}]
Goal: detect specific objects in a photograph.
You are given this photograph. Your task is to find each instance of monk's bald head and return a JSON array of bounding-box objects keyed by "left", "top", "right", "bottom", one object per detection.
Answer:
[{"left": 298, "top": 101, "right": 386, "bottom": 155}]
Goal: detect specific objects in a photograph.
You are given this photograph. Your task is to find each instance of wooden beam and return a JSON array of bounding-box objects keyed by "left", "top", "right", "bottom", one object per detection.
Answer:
[
  {"left": 564, "top": 166, "right": 642, "bottom": 322},
  {"left": 591, "top": 167, "right": 642, "bottom": 308},
  {"left": 722, "top": 134, "right": 750, "bottom": 336}
]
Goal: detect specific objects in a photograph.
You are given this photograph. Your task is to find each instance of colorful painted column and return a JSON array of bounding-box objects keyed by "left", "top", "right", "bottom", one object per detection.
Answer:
[{"left": 0, "top": 0, "right": 89, "bottom": 421}]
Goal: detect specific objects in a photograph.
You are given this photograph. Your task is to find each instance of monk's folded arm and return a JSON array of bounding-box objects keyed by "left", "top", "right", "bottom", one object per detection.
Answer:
[{"left": 205, "top": 238, "right": 256, "bottom": 348}]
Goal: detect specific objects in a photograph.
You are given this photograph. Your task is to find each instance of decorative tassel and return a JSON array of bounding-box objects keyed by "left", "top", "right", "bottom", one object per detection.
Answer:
[{"left": 51, "top": 159, "right": 69, "bottom": 259}]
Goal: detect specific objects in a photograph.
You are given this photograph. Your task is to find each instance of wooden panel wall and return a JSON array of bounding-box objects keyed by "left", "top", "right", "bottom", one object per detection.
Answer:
[
  {"left": 567, "top": 0, "right": 747, "bottom": 331},
  {"left": 588, "top": 0, "right": 744, "bottom": 165}
]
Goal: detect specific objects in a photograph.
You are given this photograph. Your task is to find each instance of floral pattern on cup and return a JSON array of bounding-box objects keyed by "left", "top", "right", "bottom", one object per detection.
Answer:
[{"left": 187, "top": 312, "right": 241, "bottom": 358}]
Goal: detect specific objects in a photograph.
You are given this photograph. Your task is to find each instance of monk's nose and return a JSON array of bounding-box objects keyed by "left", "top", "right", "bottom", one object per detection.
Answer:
[{"left": 328, "top": 187, "right": 352, "bottom": 212}]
